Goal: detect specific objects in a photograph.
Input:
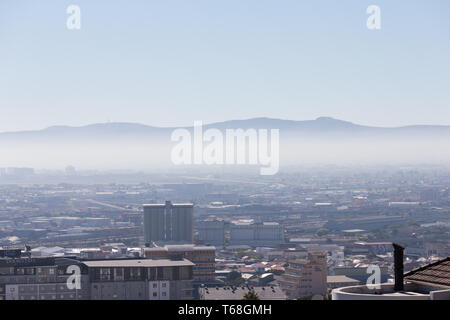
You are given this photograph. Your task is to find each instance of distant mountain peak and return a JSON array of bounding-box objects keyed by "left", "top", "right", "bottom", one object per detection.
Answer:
[{"left": 316, "top": 116, "right": 337, "bottom": 121}]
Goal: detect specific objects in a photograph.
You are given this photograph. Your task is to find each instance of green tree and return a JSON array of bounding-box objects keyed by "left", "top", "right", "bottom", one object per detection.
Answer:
[
  {"left": 316, "top": 228, "right": 329, "bottom": 237},
  {"left": 243, "top": 290, "right": 259, "bottom": 300}
]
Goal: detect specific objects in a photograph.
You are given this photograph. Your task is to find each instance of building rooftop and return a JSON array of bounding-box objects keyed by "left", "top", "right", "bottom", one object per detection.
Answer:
[
  {"left": 82, "top": 258, "right": 194, "bottom": 268},
  {"left": 200, "top": 286, "right": 286, "bottom": 300},
  {"left": 405, "top": 256, "right": 450, "bottom": 287},
  {"left": 143, "top": 244, "right": 216, "bottom": 252},
  {"left": 143, "top": 203, "right": 193, "bottom": 207},
  {"left": 327, "top": 275, "right": 360, "bottom": 284}
]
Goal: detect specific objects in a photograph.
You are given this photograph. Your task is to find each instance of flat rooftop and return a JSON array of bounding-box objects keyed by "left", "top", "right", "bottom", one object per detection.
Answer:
[
  {"left": 200, "top": 286, "right": 286, "bottom": 300},
  {"left": 327, "top": 275, "right": 360, "bottom": 284},
  {"left": 143, "top": 203, "right": 193, "bottom": 207},
  {"left": 143, "top": 245, "right": 216, "bottom": 252},
  {"left": 82, "top": 258, "right": 194, "bottom": 268}
]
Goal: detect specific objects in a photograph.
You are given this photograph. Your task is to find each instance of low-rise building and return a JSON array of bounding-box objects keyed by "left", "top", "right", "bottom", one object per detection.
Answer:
[
  {"left": 279, "top": 252, "right": 328, "bottom": 299},
  {"left": 142, "top": 244, "right": 216, "bottom": 285}
]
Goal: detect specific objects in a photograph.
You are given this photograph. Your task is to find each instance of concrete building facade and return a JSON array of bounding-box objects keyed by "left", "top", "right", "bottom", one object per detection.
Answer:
[
  {"left": 0, "top": 255, "right": 194, "bottom": 300},
  {"left": 229, "top": 221, "right": 284, "bottom": 246},
  {"left": 279, "top": 252, "right": 328, "bottom": 299},
  {"left": 142, "top": 244, "right": 216, "bottom": 285},
  {"left": 143, "top": 201, "right": 193, "bottom": 244},
  {"left": 197, "top": 219, "right": 225, "bottom": 246}
]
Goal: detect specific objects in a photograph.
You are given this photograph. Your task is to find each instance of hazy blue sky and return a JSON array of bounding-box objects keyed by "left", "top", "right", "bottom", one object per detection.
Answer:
[{"left": 0, "top": 0, "right": 449, "bottom": 131}]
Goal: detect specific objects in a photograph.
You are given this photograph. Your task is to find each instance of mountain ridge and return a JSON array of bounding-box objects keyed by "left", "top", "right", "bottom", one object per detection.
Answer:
[{"left": 2, "top": 116, "right": 450, "bottom": 136}]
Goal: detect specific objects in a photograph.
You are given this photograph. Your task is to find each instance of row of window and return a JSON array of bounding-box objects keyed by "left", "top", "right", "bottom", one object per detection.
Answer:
[
  {"left": 12, "top": 267, "right": 69, "bottom": 276},
  {"left": 93, "top": 266, "right": 192, "bottom": 282},
  {"left": 2, "top": 294, "right": 84, "bottom": 300}
]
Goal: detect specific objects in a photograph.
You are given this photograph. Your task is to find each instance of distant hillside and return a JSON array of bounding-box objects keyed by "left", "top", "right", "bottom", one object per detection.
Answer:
[
  {"left": 1, "top": 117, "right": 450, "bottom": 142},
  {"left": 1, "top": 117, "right": 450, "bottom": 169}
]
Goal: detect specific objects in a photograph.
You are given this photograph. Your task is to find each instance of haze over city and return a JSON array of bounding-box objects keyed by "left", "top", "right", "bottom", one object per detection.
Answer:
[{"left": 0, "top": 0, "right": 449, "bottom": 306}]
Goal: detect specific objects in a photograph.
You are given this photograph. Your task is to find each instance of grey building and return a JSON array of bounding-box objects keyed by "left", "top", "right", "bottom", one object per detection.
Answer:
[
  {"left": 143, "top": 201, "right": 193, "bottom": 244},
  {"left": 85, "top": 259, "right": 194, "bottom": 300},
  {"left": 0, "top": 252, "right": 194, "bottom": 300},
  {"left": 229, "top": 221, "right": 284, "bottom": 246},
  {"left": 0, "top": 256, "right": 90, "bottom": 300},
  {"left": 197, "top": 219, "right": 225, "bottom": 246}
]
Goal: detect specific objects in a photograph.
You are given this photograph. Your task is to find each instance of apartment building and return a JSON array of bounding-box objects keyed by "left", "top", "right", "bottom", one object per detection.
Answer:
[
  {"left": 142, "top": 244, "right": 216, "bottom": 285},
  {"left": 279, "top": 252, "right": 328, "bottom": 299},
  {"left": 197, "top": 219, "right": 225, "bottom": 247},
  {"left": 0, "top": 256, "right": 90, "bottom": 300},
  {"left": 86, "top": 259, "right": 194, "bottom": 300},
  {"left": 143, "top": 201, "right": 193, "bottom": 244},
  {"left": 229, "top": 221, "right": 284, "bottom": 246},
  {"left": 0, "top": 250, "right": 194, "bottom": 300}
]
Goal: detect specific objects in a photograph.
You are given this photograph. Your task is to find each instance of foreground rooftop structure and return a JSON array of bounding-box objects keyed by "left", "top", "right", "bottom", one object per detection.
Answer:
[{"left": 332, "top": 246, "right": 450, "bottom": 300}]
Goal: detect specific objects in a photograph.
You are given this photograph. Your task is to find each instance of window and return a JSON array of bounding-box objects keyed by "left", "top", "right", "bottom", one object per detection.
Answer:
[
  {"left": 153, "top": 292, "right": 157, "bottom": 297},
  {"left": 163, "top": 267, "right": 172, "bottom": 280},
  {"left": 100, "top": 268, "right": 111, "bottom": 281},
  {"left": 0, "top": 267, "right": 13, "bottom": 275},
  {"left": 148, "top": 268, "right": 156, "bottom": 281},
  {"left": 130, "top": 268, "right": 141, "bottom": 280},
  {"left": 114, "top": 268, "right": 124, "bottom": 281}
]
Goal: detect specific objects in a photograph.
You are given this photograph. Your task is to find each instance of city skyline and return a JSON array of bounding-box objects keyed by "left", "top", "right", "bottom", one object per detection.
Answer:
[{"left": 0, "top": 0, "right": 449, "bottom": 305}]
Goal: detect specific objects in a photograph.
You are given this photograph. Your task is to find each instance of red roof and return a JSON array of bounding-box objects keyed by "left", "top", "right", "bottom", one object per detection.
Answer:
[{"left": 238, "top": 267, "right": 257, "bottom": 274}]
